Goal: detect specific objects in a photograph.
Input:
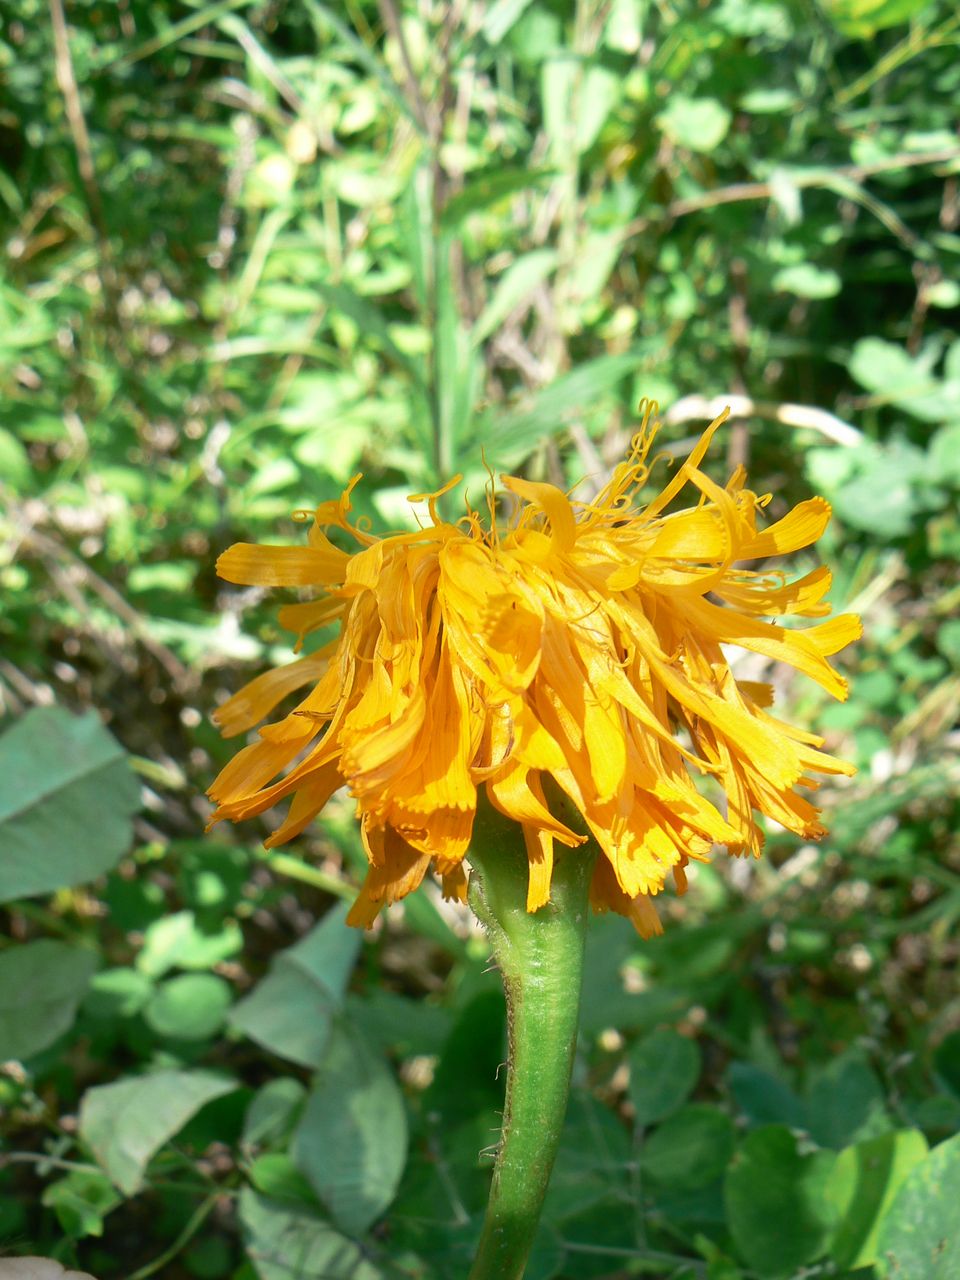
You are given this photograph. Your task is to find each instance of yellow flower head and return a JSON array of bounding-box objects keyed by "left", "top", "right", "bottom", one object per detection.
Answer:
[{"left": 208, "top": 404, "right": 859, "bottom": 936}]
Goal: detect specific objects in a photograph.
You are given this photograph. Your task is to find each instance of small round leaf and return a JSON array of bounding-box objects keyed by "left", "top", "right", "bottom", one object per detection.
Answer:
[
  {"left": 145, "top": 973, "right": 232, "bottom": 1041},
  {"left": 642, "top": 1104, "right": 736, "bottom": 1188},
  {"left": 628, "top": 1028, "right": 700, "bottom": 1126}
]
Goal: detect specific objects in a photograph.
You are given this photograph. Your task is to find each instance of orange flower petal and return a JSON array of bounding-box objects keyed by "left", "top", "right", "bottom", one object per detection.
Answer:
[
  {"left": 209, "top": 402, "right": 857, "bottom": 934},
  {"left": 217, "top": 543, "right": 349, "bottom": 587}
]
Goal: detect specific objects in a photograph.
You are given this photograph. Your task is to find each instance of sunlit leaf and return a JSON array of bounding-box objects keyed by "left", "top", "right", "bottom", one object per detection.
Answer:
[{"left": 80, "top": 1071, "right": 236, "bottom": 1195}]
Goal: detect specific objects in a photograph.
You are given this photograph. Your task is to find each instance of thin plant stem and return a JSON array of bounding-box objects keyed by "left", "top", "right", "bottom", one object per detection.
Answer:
[{"left": 127, "top": 1190, "right": 220, "bottom": 1280}]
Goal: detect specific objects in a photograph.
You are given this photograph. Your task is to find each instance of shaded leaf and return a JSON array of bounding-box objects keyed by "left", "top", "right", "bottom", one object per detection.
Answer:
[
  {"left": 807, "top": 1051, "right": 891, "bottom": 1149},
  {"left": 628, "top": 1028, "right": 701, "bottom": 1126},
  {"left": 230, "top": 902, "right": 361, "bottom": 1068},
  {"left": 292, "top": 1021, "right": 408, "bottom": 1235},
  {"left": 239, "top": 1188, "right": 382, "bottom": 1280},
  {"left": 725, "top": 1125, "right": 837, "bottom": 1277},
  {"left": 727, "top": 1061, "right": 808, "bottom": 1129},
  {"left": 249, "top": 1154, "right": 318, "bottom": 1208},
  {"left": 440, "top": 168, "right": 556, "bottom": 230},
  {"left": 0, "top": 940, "right": 97, "bottom": 1060},
  {"left": 243, "top": 1079, "right": 308, "bottom": 1152},
  {"left": 641, "top": 1104, "right": 737, "bottom": 1189},
  {"left": 0, "top": 708, "right": 139, "bottom": 903}
]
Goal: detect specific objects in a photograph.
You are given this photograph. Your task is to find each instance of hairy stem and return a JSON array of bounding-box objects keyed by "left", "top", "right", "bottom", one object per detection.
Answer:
[{"left": 467, "top": 812, "right": 596, "bottom": 1280}]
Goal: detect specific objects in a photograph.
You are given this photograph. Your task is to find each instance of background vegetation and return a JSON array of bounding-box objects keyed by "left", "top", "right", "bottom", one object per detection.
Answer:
[{"left": 2, "top": 0, "right": 960, "bottom": 1277}]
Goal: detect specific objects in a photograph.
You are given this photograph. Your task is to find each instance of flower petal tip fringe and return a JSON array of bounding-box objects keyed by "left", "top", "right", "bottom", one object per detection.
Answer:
[{"left": 208, "top": 401, "right": 860, "bottom": 934}]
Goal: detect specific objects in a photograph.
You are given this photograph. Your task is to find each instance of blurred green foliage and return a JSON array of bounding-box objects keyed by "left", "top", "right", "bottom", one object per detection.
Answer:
[{"left": 2, "top": 0, "right": 960, "bottom": 1277}]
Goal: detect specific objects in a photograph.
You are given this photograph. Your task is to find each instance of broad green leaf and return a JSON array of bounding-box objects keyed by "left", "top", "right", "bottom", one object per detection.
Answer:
[
  {"left": 480, "top": 350, "right": 647, "bottom": 464},
  {"left": 848, "top": 338, "right": 960, "bottom": 422},
  {"left": 823, "top": 0, "right": 935, "bottom": 39},
  {"left": 741, "top": 88, "right": 798, "bottom": 114},
  {"left": 346, "top": 989, "right": 450, "bottom": 1058},
  {"left": 440, "top": 168, "right": 556, "bottom": 231},
  {"left": 575, "top": 64, "right": 621, "bottom": 153},
  {"left": 328, "top": 161, "right": 402, "bottom": 209},
  {"left": 806, "top": 441, "right": 928, "bottom": 538},
  {"left": 930, "top": 423, "right": 960, "bottom": 485},
  {"left": 772, "top": 264, "right": 842, "bottom": 298},
  {"left": 567, "top": 230, "right": 622, "bottom": 307},
  {"left": 239, "top": 1188, "right": 381, "bottom": 1280},
  {"left": 0, "top": 708, "right": 140, "bottom": 903},
  {"left": 848, "top": 337, "right": 931, "bottom": 395},
  {"left": 725, "top": 1125, "right": 837, "bottom": 1276},
  {"left": 245, "top": 457, "right": 300, "bottom": 497},
  {"left": 522, "top": 1223, "right": 566, "bottom": 1280},
  {"left": 126, "top": 562, "right": 195, "bottom": 594},
  {"left": 230, "top": 902, "right": 361, "bottom": 1067},
  {"left": 544, "top": 54, "right": 621, "bottom": 154},
  {"left": 727, "top": 1054, "right": 814, "bottom": 1126},
  {"left": 604, "top": 0, "right": 642, "bottom": 53},
  {"left": 301, "top": 0, "right": 424, "bottom": 135},
  {"left": 508, "top": 5, "right": 563, "bottom": 61},
  {"left": 82, "top": 968, "right": 153, "bottom": 1021},
  {"left": 641, "top": 1104, "right": 736, "bottom": 1189},
  {"left": 424, "top": 989, "right": 505, "bottom": 1128},
  {"left": 827, "top": 1129, "right": 929, "bottom": 1270},
  {"left": 316, "top": 283, "right": 420, "bottom": 375},
  {"left": 483, "top": 0, "right": 536, "bottom": 43},
  {"left": 136, "top": 910, "right": 243, "bottom": 977},
  {"left": 473, "top": 250, "right": 558, "bottom": 346},
  {"left": 628, "top": 1028, "right": 701, "bottom": 1126},
  {"left": 292, "top": 1021, "right": 408, "bottom": 1235},
  {"left": 243, "top": 1079, "right": 308, "bottom": 1152},
  {"left": 0, "top": 941, "right": 98, "bottom": 1060},
  {"left": 144, "top": 973, "right": 232, "bottom": 1041},
  {"left": 542, "top": 56, "right": 576, "bottom": 154},
  {"left": 41, "top": 1169, "right": 121, "bottom": 1239},
  {"left": 249, "top": 1154, "right": 317, "bottom": 1207},
  {"left": 657, "top": 96, "right": 732, "bottom": 153},
  {"left": 80, "top": 1071, "right": 236, "bottom": 1195},
  {"left": 0, "top": 427, "right": 30, "bottom": 485},
  {"left": 806, "top": 1051, "right": 891, "bottom": 1149},
  {"left": 875, "top": 1134, "right": 960, "bottom": 1279},
  {"left": 927, "top": 279, "right": 960, "bottom": 308},
  {"left": 712, "top": 0, "right": 795, "bottom": 37},
  {"left": 546, "top": 1092, "right": 633, "bottom": 1217}
]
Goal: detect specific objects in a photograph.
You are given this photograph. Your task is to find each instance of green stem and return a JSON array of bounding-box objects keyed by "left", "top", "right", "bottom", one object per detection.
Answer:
[{"left": 467, "top": 810, "right": 596, "bottom": 1280}]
